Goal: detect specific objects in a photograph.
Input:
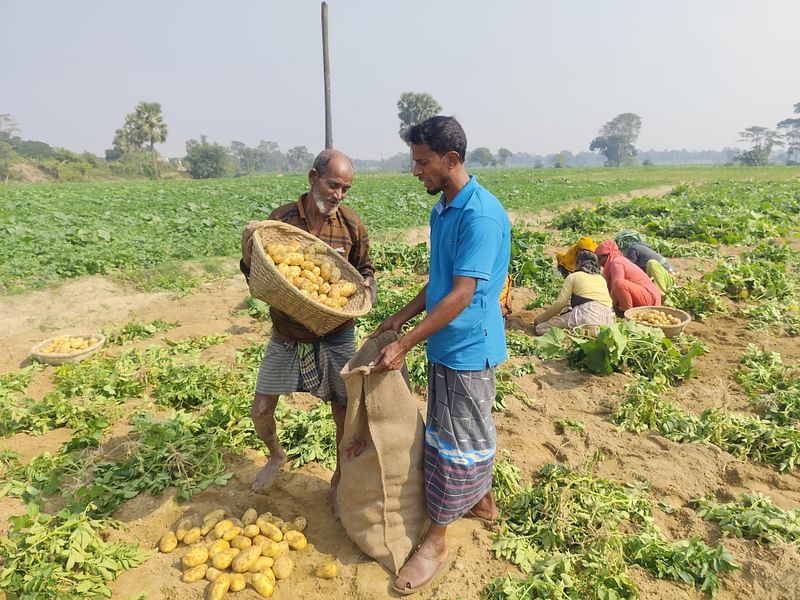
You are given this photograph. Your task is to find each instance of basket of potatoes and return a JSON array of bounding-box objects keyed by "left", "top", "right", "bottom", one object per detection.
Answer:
[
  {"left": 29, "top": 333, "right": 106, "bottom": 365},
  {"left": 247, "top": 221, "right": 373, "bottom": 336},
  {"left": 624, "top": 306, "right": 691, "bottom": 338}
]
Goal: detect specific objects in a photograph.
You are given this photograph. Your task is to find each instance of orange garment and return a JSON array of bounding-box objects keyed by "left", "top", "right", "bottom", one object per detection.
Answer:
[
  {"left": 595, "top": 240, "right": 661, "bottom": 310},
  {"left": 499, "top": 274, "right": 512, "bottom": 318},
  {"left": 556, "top": 237, "right": 598, "bottom": 273}
]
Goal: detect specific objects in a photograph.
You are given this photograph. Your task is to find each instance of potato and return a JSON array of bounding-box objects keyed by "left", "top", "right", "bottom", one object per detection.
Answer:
[
  {"left": 315, "top": 561, "right": 339, "bottom": 579},
  {"left": 232, "top": 545, "right": 263, "bottom": 573},
  {"left": 211, "top": 548, "right": 239, "bottom": 570},
  {"left": 200, "top": 519, "right": 217, "bottom": 536},
  {"left": 243, "top": 524, "right": 261, "bottom": 538},
  {"left": 251, "top": 572, "right": 275, "bottom": 598},
  {"left": 182, "top": 544, "right": 209, "bottom": 568},
  {"left": 175, "top": 518, "right": 194, "bottom": 541},
  {"left": 182, "top": 563, "right": 208, "bottom": 583},
  {"left": 229, "top": 573, "right": 247, "bottom": 592},
  {"left": 158, "top": 531, "right": 178, "bottom": 553},
  {"left": 222, "top": 526, "right": 242, "bottom": 542},
  {"left": 207, "top": 573, "right": 231, "bottom": 600},
  {"left": 277, "top": 541, "right": 290, "bottom": 556},
  {"left": 207, "top": 539, "right": 230, "bottom": 558},
  {"left": 230, "top": 517, "right": 244, "bottom": 528},
  {"left": 182, "top": 527, "right": 202, "bottom": 545},
  {"left": 231, "top": 535, "right": 252, "bottom": 550},
  {"left": 214, "top": 519, "right": 235, "bottom": 538},
  {"left": 257, "top": 520, "right": 282, "bottom": 542},
  {"left": 259, "top": 539, "right": 282, "bottom": 558},
  {"left": 279, "top": 522, "right": 298, "bottom": 535},
  {"left": 248, "top": 556, "right": 274, "bottom": 573},
  {"left": 203, "top": 509, "right": 226, "bottom": 524},
  {"left": 205, "top": 566, "right": 224, "bottom": 582},
  {"left": 293, "top": 516, "right": 307, "bottom": 532},
  {"left": 284, "top": 530, "right": 307, "bottom": 551},
  {"left": 272, "top": 554, "right": 294, "bottom": 579},
  {"left": 241, "top": 508, "right": 258, "bottom": 526},
  {"left": 252, "top": 534, "right": 270, "bottom": 546}
]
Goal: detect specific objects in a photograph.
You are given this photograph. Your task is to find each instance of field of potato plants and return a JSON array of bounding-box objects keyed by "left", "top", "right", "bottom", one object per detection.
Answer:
[{"left": 0, "top": 166, "right": 799, "bottom": 600}]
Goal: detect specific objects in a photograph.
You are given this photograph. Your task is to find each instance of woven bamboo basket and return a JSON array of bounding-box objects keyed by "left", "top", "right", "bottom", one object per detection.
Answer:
[
  {"left": 248, "top": 221, "right": 372, "bottom": 336},
  {"left": 30, "top": 334, "right": 106, "bottom": 366},
  {"left": 624, "top": 306, "right": 691, "bottom": 338}
]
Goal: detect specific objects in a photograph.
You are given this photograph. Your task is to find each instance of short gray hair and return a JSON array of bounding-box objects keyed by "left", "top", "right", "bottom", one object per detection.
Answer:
[{"left": 312, "top": 149, "right": 353, "bottom": 176}]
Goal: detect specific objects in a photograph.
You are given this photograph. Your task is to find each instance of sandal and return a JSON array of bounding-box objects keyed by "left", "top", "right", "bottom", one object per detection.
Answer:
[
  {"left": 392, "top": 549, "right": 450, "bottom": 595},
  {"left": 465, "top": 508, "right": 498, "bottom": 527}
]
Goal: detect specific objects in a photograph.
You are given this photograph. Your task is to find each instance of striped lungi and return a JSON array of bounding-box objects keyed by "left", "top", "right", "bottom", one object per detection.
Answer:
[
  {"left": 255, "top": 329, "right": 355, "bottom": 406},
  {"left": 424, "top": 362, "right": 497, "bottom": 525}
]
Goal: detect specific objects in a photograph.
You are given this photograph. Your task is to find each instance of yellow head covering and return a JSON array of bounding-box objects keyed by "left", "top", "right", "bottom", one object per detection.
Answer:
[{"left": 556, "top": 237, "right": 598, "bottom": 272}]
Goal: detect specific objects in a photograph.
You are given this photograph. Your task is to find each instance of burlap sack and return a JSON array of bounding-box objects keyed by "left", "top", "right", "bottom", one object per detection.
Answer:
[{"left": 337, "top": 331, "right": 428, "bottom": 575}]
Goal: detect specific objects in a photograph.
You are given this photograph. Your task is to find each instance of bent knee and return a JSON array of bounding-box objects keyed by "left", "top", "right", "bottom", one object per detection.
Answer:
[{"left": 251, "top": 394, "right": 279, "bottom": 418}]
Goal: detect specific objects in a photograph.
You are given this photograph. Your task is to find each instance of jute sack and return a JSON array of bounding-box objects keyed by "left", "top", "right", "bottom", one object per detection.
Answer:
[{"left": 337, "top": 331, "right": 428, "bottom": 575}]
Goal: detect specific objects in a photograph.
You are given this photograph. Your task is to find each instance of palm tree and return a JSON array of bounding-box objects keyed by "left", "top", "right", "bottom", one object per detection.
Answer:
[{"left": 133, "top": 102, "right": 168, "bottom": 178}]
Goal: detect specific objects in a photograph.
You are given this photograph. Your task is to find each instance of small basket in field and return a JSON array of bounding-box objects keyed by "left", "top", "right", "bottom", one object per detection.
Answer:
[
  {"left": 247, "top": 220, "right": 372, "bottom": 336},
  {"left": 624, "top": 306, "right": 691, "bottom": 338},
  {"left": 30, "top": 334, "right": 106, "bottom": 365}
]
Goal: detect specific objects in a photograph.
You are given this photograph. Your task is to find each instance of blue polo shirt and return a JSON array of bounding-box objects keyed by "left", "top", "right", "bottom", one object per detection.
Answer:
[{"left": 426, "top": 176, "right": 510, "bottom": 370}]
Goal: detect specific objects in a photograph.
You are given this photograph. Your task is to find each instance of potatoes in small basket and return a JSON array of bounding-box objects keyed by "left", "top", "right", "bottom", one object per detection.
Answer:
[
  {"left": 39, "top": 335, "right": 100, "bottom": 354},
  {"left": 633, "top": 309, "right": 682, "bottom": 327},
  {"left": 264, "top": 240, "right": 357, "bottom": 309}
]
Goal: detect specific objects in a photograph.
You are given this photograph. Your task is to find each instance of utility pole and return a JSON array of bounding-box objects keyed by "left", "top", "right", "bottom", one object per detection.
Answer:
[{"left": 321, "top": 2, "right": 333, "bottom": 149}]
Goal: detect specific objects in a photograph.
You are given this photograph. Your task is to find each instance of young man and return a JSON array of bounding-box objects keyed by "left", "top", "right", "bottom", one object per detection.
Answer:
[
  {"left": 240, "top": 149, "right": 376, "bottom": 505},
  {"left": 371, "top": 116, "right": 511, "bottom": 595}
]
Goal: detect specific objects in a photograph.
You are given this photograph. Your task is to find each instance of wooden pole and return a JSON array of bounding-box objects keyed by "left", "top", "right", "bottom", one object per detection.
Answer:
[{"left": 321, "top": 2, "right": 333, "bottom": 149}]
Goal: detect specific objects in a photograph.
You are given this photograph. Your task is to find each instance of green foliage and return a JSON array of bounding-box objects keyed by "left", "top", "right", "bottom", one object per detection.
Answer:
[
  {"left": 506, "top": 330, "right": 537, "bottom": 357},
  {"left": 704, "top": 256, "right": 796, "bottom": 301},
  {"left": 691, "top": 492, "right": 800, "bottom": 545},
  {"left": 534, "top": 321, "right": 706, "bottom": 384},
  {"left": 397, "top": 92, "right": 442, "bottom": 141},
  {"left": 494, "top": 363, "right": 535, "bottom": 411},
  {"left": 509, "top": 225, "right": 562, "bottom": 308},
  {"left": 184, "top": 136, "right": 229, "bottom": 179},
  {"left": 103, "top": 319, "right": 180, "bottom": 345},
  {"left": 664, "top": 279, "right": 728, "bottom": 321},
  {"left": 371, "top": 241, "right": 429, "bottom": 273},
  {"left": 735, "top": 346, "right": 800, "bottom": 426},
  {"left": 742, "top": 300, "right": 800, "bottom": 336},
  {"left": 164, "top": 334, "right": 230, "bottom": 355},
  {"left": 0, "top": 504, "right": 148, "bottom": 598},
  {"left": 485, "top": 461, "right": 737, "bottom": 599},
  {"left": 241, "top": 296, "right": 271, "bottom": 321},
  {"left": 611, "top": 378, "right": 800, "bottom": 472},
  {"left": 276, "top": 400, "right": 337, "bottom": 470}
]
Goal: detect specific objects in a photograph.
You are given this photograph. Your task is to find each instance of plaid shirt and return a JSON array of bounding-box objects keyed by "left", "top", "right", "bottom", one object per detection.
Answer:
[{"left": 242, "top": 193, "right": 375, "bottom": 341}]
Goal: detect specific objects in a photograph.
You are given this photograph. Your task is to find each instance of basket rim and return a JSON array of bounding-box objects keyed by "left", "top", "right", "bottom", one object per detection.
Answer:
[
  {"left": 624, "top": 305, "right": 692, "bottom": 327},
  {"left": 30, "top": 333, "right": 107, "bottom": 360},
  {"left": 252, "top": 222, "right": 371, "bottom": 320}
]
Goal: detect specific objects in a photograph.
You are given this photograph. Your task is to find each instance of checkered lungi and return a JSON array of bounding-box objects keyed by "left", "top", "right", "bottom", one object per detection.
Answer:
[
  {"left": 423, "top": 362, "right": 497, "bottom": 525},
  {"left": 255, "top": 329, "right": 355, "bottom": 406}
]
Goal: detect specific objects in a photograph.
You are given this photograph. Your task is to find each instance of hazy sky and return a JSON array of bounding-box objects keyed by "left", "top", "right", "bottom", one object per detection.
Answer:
[{"left": 3, "top": 0, "right": 799, "bottom": 160}]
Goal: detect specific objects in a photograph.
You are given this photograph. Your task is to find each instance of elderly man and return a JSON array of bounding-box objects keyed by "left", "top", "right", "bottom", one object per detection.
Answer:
[
  {"left": 240, "top": 149, "right": 376, "bottom": 504},
  {"left": 371, "top": 117, "right": 511, "bottom": 595}
]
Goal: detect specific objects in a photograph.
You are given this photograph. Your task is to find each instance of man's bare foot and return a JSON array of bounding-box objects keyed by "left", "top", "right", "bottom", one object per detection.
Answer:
[
  {"left": 251, "top": 451, "right": 287, "bottom": 494},
  {"left": 467, "top": 491, "right": 499, "bottom": 521}
]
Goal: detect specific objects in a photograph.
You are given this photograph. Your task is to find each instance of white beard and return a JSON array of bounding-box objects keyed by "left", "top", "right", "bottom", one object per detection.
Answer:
[{"left": 312, "top": 187, "right": 338, "bottom": 216}]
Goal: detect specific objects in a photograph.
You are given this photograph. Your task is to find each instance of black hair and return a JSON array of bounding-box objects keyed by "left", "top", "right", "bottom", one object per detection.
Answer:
[
  {"left": 575, "top": 250, "right": 601, "bottom": 275},
  {"left": 405, "top": 116, "right": 467, "bottom": 163}
]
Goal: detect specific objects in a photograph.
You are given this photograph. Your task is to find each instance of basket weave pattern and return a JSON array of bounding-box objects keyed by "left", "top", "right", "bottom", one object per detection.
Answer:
[
  {"left": 30, "top": 334, "right": 106, "bottom": 366},
  {"left": 624, "top": 306, "right": 691, "bottom": 339},
  {"left": 248, "top": 221, "right": 372, "bottom": 336}
]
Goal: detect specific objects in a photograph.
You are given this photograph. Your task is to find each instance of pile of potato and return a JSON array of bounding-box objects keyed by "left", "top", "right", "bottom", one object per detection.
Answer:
[
  {"left": 158, "top": 508, "right": 339, "bottom": 598},
  {"left": 263, "top": 240, "right": 357, "bottom": 309},
  {"left": 633, "top": 309, "right": 682, "bottom": 327},
  {"left": 39, "top": 335, "right": 100, "bottom": 354}
]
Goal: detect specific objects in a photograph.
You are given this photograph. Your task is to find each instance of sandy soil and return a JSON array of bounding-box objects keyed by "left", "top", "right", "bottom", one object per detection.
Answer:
[{"left": 2, "top": 187, "right": 800, "bottom": 599}]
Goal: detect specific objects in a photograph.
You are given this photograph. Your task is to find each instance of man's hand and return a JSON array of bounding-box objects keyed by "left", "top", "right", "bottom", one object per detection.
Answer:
[
  {"left": 363, "top": 276, "right": 377, "bottom": 305},
  {"left": 343, "top": 439, "right": 367, "bottom": 458},
  {"left": 370, "top": 337, "right": 410, "bottom": 373},
  {"left": 241, "top": 220, "right": 270, "bottom": 267},
  {"left": 369, "top": 314, "right": 406, "bottom": 339}
]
